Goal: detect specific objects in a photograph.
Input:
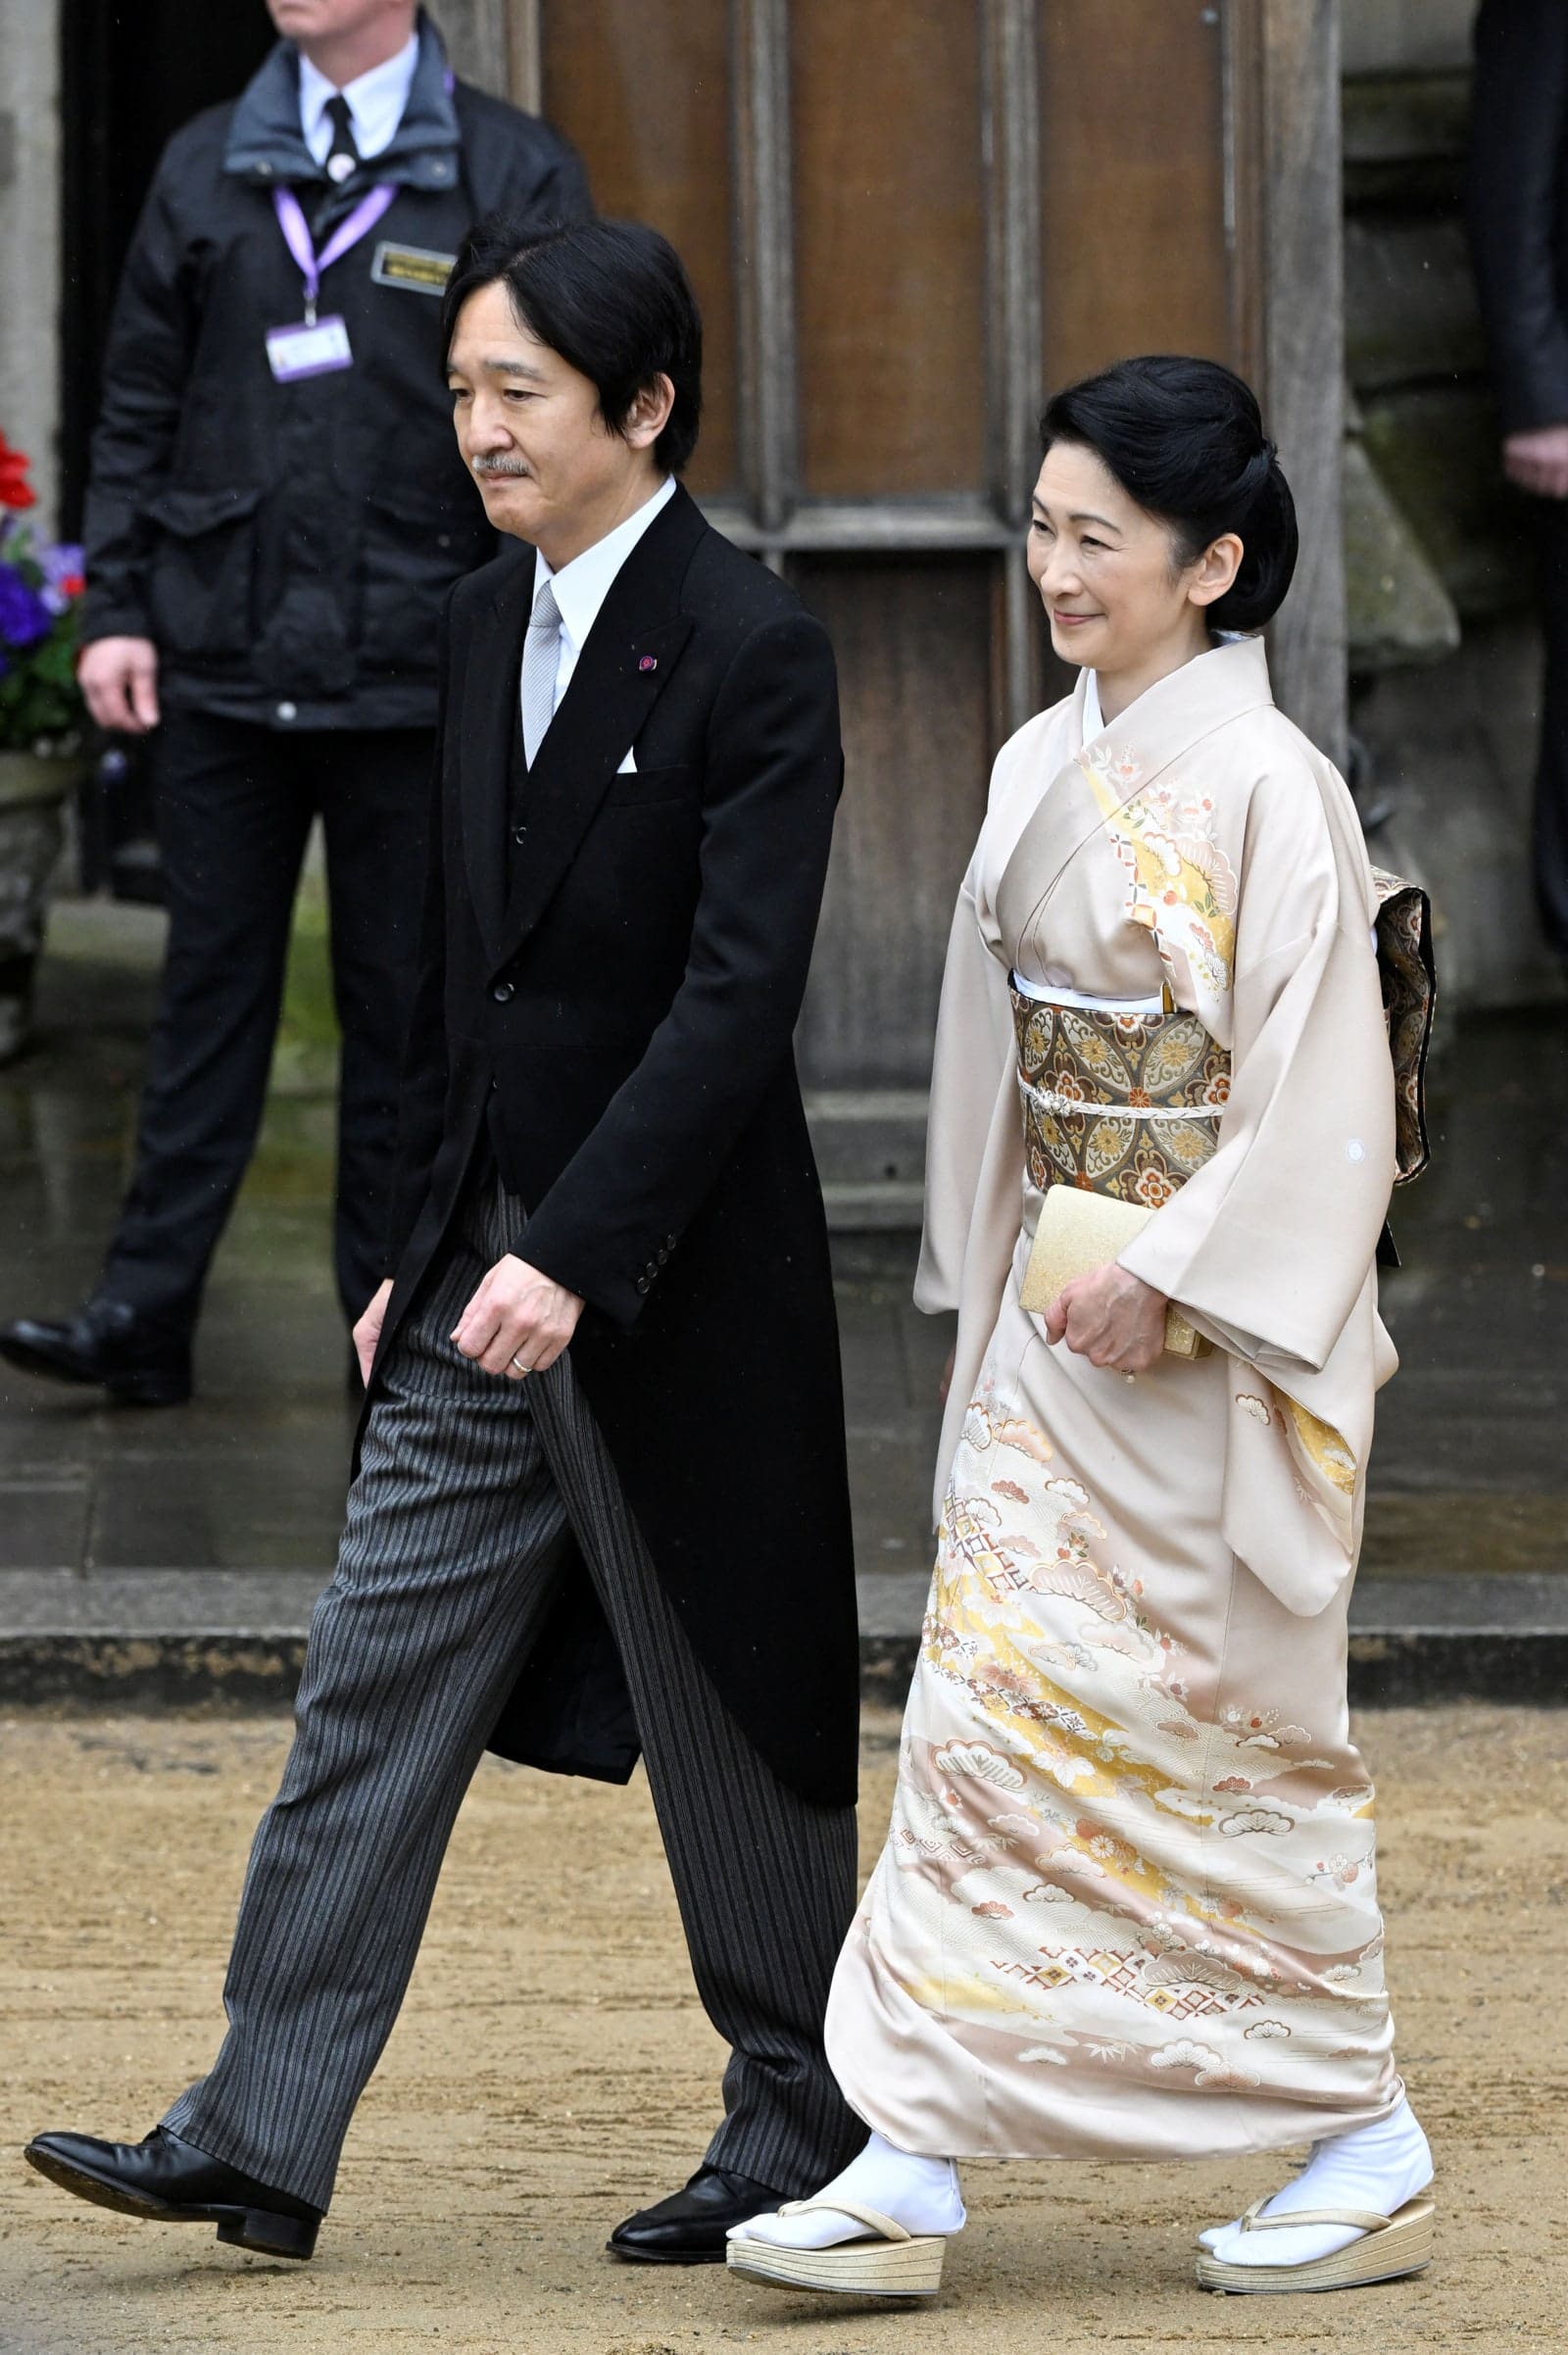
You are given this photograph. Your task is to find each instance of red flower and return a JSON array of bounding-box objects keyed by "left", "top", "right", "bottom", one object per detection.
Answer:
[{"left": 0, "top": 432, "right": 36, "bottom": 511}]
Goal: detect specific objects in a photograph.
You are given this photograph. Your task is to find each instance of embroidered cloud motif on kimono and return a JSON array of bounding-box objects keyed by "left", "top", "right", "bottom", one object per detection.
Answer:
[
  {"left": 934, "top": 1742, "right": 1026, "bottom": 1792},
  {"left": 1218, "top": 1806, "right": 1294, "bottom": 1838},
  {"left": 1149, "top": 2038, "right": 1223, "bottom": 2077}
]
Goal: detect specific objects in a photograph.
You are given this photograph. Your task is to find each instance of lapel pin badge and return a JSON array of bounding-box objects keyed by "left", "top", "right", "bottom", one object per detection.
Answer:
[{"left": 639, "top": 655, "right": 658, "bottom": 672}]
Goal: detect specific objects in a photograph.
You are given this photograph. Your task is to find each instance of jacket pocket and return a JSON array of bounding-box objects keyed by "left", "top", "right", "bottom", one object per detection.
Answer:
[
  {"left": 361, "top": 482, "right": 493, "bottom": 673},
  {"left": 601, "top": 764, "right": 699, "bottom": 811},
  {"left": 142, "top": 484, "right": 264, "bottom": 662}
]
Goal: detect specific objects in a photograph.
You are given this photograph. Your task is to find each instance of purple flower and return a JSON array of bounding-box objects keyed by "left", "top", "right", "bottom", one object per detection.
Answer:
[
  {"left": 0, "top": 561, "right": 53, "bottom": 649},
  {"left": 38, "top": 541, "right": 85, "bottom": 615},
  {"left": 42, "top": 541, "right": 83, "bottom": 586}
]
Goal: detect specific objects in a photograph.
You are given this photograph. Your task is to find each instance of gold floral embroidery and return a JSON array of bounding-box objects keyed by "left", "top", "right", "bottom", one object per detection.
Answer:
[
  {"left": 1078, "top": 758, "right": 1240, "bottom": 1006},
  {"left": 1286, "top": 1398, "right": 1357, "bottom": 1496}
]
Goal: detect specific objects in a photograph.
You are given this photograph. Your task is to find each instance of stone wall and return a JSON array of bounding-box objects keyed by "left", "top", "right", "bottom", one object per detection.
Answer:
[
  {"left": 1342, "top": 0, "right": 1473, "bottom": 76},
  {"left": 1342, "top": 6, "right": 1564, "bottom": 1009},
  {"left": 0, "top": 0, "right": 63, "bottom": 530}
]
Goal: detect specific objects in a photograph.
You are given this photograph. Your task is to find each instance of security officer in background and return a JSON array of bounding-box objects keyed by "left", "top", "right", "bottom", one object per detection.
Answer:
[{"left": 0, "top": 0, "right": 590, "bottom": 1406}]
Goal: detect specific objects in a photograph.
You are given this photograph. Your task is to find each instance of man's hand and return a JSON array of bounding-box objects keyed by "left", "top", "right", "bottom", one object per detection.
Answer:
[
  {"left": 1044, "top": 1261, "right": 1168, "bottom": 1375},
  {"left": 1504, "top": 424, "right": 1568, "bottom": 500},
  {"left": 78, "top": 636, "right": 162, "bottom": 733},
  {"left": 452, "top": 1253, "right": 584, "bottom": 1378},
  {"left": 353, "top": 1277, "right": 394, "bottom": 1386}
]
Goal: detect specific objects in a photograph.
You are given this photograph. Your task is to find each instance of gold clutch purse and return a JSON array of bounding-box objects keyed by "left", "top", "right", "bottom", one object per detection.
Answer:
[{"left": 1019, "top": 1187, "right": 1208, "bottom": 1358}]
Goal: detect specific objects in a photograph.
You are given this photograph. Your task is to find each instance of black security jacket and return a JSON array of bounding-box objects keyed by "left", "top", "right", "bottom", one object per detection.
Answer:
[
  {"left": 374, "top": 486, "right": 860, "bottom": 1809},
  {"left": 1469, "top": 0, "right": 1568, "bottom": 433},
  {"left": 80, "top": 12, "right": 590, "bottom": 729}
]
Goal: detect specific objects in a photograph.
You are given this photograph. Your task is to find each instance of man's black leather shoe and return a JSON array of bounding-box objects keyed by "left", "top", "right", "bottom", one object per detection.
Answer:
[
  {"left": 0, "top": 1299, "right": 192, "bottom": 1405},
  {"left": 24, "top": 2126, "right": 319, "bottom": 2260},
  {"left": 608, "top": 2165, "right": 792, "bottom": 2264}
]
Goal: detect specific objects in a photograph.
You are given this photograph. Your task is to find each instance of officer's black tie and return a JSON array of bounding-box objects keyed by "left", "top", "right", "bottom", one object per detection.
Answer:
[{"left": 323, "top": 95, "right": 361, "bottom": 187}]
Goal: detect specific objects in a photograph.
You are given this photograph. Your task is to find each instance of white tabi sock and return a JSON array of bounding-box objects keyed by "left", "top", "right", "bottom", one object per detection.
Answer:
[
  {"left": 727, "top": 2131, "right": 966, "bottom": 2250},
  {"left": 1198, "top": 2096, "right": 1433, "bottom": 2270}
]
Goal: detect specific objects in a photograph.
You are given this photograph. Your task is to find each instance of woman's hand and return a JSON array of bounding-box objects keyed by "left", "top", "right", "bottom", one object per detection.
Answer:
[
  {"left": 1045, "top": 1262, "right": 1168, "bottom": 1374},
  {"left": 452, "top": 1254, "right": 584, "bottom": 1377}
]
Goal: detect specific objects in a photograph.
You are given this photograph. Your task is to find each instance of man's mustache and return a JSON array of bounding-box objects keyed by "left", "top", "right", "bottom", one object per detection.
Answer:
[{"left": 471, "top": 458, "right": 530, "bottom": 478}]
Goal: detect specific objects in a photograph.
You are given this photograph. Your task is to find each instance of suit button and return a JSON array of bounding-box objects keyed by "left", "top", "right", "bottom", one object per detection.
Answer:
[
  {"left": 512, "top": 824, "right": 527, "bottom": 846},
  {"left": 665, "top": 1234, "right": 677, "bottom": 1250},
  {"left": 492, "top": 981, "right": 514, "bottom": 1004},
  {"left": 657, "top": 1248, "right": 668, "bottom": 1264},
  {"left": 635, "top": 1276, "right": 651, "bottom": 1295}
]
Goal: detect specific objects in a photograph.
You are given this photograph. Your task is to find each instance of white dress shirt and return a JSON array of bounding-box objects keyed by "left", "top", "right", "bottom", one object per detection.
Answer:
[
  {"left": 299, "top": 31, "right": 420, "bottom": 166},
  {"left": 529, "top": 475, "right": 677, "bottom": 771}
]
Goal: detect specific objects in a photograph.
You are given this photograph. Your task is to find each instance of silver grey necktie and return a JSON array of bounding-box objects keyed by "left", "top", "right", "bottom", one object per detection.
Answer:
[{"left": 520, "top": 578, "right": 563, "bottom": 768}]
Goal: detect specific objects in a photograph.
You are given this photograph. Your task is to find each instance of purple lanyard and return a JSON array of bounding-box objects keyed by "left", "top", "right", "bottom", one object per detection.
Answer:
[{"left": 273, "top": 184, "right": 398, "bottom": 323}]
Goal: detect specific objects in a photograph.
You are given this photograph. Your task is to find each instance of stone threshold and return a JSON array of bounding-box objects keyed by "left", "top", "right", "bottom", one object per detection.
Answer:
[{"left": 0, "top": 1570, "right": 1563, "bottom": 1709}]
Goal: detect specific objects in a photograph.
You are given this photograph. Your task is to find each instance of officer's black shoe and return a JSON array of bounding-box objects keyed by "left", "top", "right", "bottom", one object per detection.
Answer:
[
  {"left": 24, "top": 2126, "right": 320, "bottom": 2260},
  {"left": 0, "top": 1299, "right": 192, "bottom": 1406},
  {"left": 608, "top": 2165, "right": 794, "bottom": 2263}
]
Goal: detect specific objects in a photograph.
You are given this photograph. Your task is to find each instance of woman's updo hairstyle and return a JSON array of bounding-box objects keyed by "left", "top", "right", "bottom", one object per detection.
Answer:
[{"left": 1039, "top": 355, "right": 1298, "bottom": 634}]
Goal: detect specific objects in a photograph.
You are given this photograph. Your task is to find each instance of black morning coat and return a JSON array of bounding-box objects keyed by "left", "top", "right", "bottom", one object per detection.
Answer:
[
  {"left": 372, "top": 486, "right": 861, "bottom": 1810},
  {"left": 80, "top": 10, "right": 590, "bottom": 730},
  {"left": 1469, "top": 0, "right": 1568, "bottom": 432}
]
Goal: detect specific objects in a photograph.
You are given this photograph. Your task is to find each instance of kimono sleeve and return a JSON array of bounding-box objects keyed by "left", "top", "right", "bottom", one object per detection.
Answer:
[
  {"left": 1116, "top": 767, "right": 1396, "bottom": 1373},
  {"left": 914, "top": 838, "right": 1021, "bottom": 1315}
]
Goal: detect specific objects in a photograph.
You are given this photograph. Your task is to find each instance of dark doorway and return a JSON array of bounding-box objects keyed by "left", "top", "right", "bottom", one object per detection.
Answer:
[{"left": 59, "top": 0, "right": 276, "bottom": 537}]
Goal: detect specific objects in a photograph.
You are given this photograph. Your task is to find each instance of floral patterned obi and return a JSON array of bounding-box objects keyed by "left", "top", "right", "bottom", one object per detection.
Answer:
[{"left": 1009, "top": 986, "right": 1231, "bottom": 1214}]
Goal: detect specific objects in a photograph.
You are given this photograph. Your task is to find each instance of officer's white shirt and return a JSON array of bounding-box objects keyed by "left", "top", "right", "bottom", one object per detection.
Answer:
[
  {"left": 299, "top": 31, "right": 421, "bottom": 165},
  {"left": 529, "top": 475, "right": 677, "bottom": 772}
]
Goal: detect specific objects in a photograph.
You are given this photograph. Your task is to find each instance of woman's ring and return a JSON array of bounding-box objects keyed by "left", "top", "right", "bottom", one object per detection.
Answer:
[{"left": 510, "top": 1353, "right": 534, "bottom": 1376}]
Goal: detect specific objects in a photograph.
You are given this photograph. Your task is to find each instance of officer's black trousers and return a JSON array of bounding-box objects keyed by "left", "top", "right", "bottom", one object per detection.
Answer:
[
  {"left": 1532, "top": 498, "right": 1568, "bottom": 959},
  {"left": 101, "top": 711, "right": 433, "bottom": 1338}
]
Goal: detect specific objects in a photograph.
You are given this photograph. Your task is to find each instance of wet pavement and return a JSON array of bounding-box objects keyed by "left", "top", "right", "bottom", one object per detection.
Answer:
[{"left": 1, "top": 896, "right": 1565, "bottom": 1668}]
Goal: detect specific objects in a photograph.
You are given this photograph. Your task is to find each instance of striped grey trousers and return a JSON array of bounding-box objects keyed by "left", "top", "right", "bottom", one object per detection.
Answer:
[{"left": 163, "top": 1170, "right": 862, "bottom": 2213}]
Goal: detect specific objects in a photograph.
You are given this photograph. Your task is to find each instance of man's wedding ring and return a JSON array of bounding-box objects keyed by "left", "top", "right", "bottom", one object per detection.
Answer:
[{"left": 510, "top": 1353, "right": 534, "bottom": 1376}]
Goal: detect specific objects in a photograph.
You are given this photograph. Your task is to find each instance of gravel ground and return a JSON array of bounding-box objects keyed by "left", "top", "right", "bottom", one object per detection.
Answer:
[{"left": 1, "top": 1702, "right": 1564, "bottom": 2355}]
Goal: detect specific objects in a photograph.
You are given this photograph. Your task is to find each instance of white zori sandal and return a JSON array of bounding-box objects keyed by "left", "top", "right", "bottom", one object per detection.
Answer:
[
  {"left": 1196, "top": 2194, "right": 1435, "bottom": 2295},
  {"left": 725, "top": 2197, "right": 947, "bottom": 2298}
]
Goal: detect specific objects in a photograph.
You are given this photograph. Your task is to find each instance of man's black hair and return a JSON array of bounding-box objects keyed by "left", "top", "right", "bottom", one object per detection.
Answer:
[{"left": 441, "top": 216, "right": 703, "bottom": 475}]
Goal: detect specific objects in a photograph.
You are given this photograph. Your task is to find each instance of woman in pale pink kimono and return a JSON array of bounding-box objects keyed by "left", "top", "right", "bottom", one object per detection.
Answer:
[{"left": 729, "top": 358, "right": 1437, "bottom": 2302}]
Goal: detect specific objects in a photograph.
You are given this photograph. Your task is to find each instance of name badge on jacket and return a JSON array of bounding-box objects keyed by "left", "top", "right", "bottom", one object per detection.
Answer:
[
  {"left": 267, "top": 317, "right": 354, "bottom": 382},
  {"left": 370, "top": 241, "right": 457, "bottom": 296}
]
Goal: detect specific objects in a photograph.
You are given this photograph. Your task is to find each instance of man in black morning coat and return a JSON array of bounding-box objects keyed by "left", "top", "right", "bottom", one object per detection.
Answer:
[
  {"left": 0, "top": 0, "right": 589, "bottom": 1404},
  {"left": 26, "top": 219, "right": 864, "bottom": 2268},
  {"left": 1470, "top": 0, "right": 1568, "bottom": 957}
]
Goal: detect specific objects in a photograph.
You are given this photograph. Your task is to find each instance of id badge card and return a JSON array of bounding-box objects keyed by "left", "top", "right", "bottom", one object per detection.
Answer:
[{"left": 267, "top": 314, "right": 353, "bottom": 382}]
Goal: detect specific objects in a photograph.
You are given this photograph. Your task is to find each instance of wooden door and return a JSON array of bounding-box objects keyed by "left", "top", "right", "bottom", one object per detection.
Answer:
[{"left": 454, "top": 0, "right": 1338, "bottom": 1207}]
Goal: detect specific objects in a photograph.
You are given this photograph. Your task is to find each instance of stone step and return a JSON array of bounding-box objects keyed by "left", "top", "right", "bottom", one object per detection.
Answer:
[{"left": 2, "top": 1569, "right": 1563, "bottom": 1710}]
